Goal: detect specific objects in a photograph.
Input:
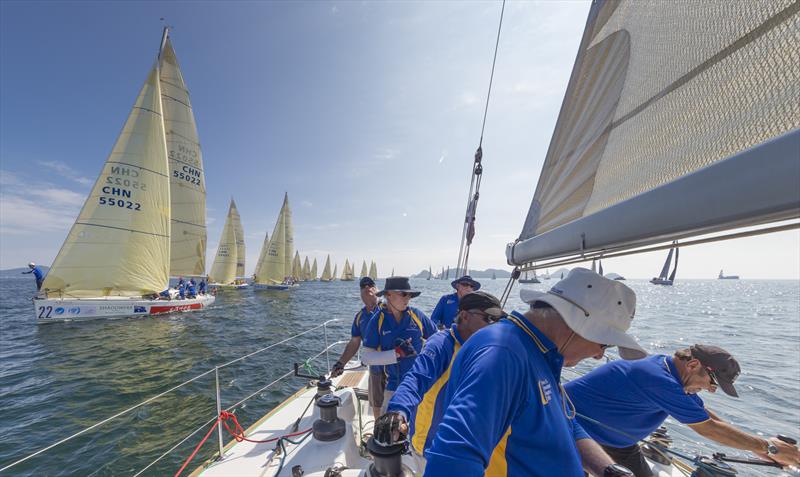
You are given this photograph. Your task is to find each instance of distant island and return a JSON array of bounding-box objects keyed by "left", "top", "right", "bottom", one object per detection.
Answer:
[
  {"left": 0, "top": 266, "right": 50, "bottom": 277},
  {"left": 411, "top": 267, "right": 512, "bottom": 279}
]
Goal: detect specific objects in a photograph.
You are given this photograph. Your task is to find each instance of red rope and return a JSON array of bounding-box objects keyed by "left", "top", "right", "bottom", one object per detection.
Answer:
[{"left": 174, "top": 411, "right": 312, "bottom": 477}]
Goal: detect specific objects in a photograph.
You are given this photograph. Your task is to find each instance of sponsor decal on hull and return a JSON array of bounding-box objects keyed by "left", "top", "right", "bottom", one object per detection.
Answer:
[{"left": 149, "top": 303, "right": 203, "bottom": 314}]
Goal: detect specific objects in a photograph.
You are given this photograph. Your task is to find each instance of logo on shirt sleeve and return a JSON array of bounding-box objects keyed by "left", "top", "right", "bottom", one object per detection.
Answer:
[{"left": 538, "top": 380, "right": 553, "bottom": 405}]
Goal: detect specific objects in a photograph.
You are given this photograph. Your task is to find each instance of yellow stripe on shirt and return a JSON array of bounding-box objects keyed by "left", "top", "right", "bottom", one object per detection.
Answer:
[{"left": 485, "top": 425, "right": 512, "bottom": 477}]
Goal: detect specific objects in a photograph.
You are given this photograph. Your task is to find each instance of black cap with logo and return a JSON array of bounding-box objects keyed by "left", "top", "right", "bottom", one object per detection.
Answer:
[
  {"left": 359, "top": 276, "right": 376, "bottom": 288},
  {"left": 458, "top": 291, "right": 506, "bottom": 320}
]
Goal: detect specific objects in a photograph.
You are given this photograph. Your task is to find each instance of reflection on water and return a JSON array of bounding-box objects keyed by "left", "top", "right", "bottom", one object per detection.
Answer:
[{"left": 0, "top": 277, "right": 798, "bottom": 476}]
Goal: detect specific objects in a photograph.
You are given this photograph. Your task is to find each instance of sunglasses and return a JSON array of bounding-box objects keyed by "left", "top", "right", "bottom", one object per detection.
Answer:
[
  {"left": 599, "top": 344, "right": 610, "bottom": 350},
  {"left": 389, "top": 291, "right": 412, "bottom": 298},
  {"left": 705, "top": 367, "right": 719, "bottom": 386}
]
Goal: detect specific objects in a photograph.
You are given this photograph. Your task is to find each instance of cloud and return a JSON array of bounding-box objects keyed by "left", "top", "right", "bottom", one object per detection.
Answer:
[
  {"left": 331, "top": 5, "right": 338, "bottom": 14},
  {"left": 37, "top": 160, "right": 93, "bottom": 186},
  {"left": 300, "top": 200, "right": 313, "bottom": 208},
  {"left": 373, "top": 148, "right": 399, "bottom": 162},
  {"left": 28, "top": 188, "right": 86, "bottom": 206},
  {"left": 0, "top": 194, "right": 78, "bottom": 234}
]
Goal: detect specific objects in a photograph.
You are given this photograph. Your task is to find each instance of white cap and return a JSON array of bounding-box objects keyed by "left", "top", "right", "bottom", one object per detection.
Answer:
[
  {"left": 28, "top": 262, "right": 35, "bottom": 267},
  {"left": 520, "top": 267, "right": 647, "bottom": 360}
]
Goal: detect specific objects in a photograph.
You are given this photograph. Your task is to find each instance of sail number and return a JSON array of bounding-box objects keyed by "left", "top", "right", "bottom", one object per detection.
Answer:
[
  {"left": 105, "top": 176, "right": 147, "bottom": 190},
  {"left": 173, "top": 169, "right": 201, "bottom": 186},
  {"left": 99, "top": 196, "right": 141, "bottom": 210},
  {"left": 38, "top": 306, "right": 53, "bottom": 319}
]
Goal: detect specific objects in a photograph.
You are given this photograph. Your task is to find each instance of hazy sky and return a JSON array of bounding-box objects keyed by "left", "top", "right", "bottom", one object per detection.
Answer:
[{"left": 1, "top": 1, "right": 798, "bottom": 279}]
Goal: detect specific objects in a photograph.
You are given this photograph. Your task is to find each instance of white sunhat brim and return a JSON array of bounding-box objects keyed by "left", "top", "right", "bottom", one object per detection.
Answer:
[{"left": 519, "top": 288, "right": 647, "bottom": 360}]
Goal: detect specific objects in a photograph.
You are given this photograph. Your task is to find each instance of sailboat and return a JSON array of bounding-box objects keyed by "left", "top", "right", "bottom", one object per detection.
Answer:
[
  {"left": 332, "top": 263, "right": 338, "bottom": 281},
  {"left": 34, "top": 28, "right": 215, "bottom": 322},
  {"left": 209, "top": 199, "right": 249, "bottom": 289},
  {"left": 543, "top": 269, "right": 551, "bottom": 280},
  {"left": 368, "top": 261, "right": 378, "bottom": 281},
  {"left": 359, "top": 260, "right": 368, "bottom": 278},
  {"left": 445, "top": 266, "right": 450, "bottom": 279},
  {"left": 650, "top": 242, "right": 679, "bottom": 286},
  {"left": 320, "top": 255, "right": 333, "bottom": 282},
  {"left": 340, "top": 259, "right": 354, "bottom": 281},
  {"left": 253, "top": 193, "right": 297, "bottom": 290},
  {"left": 310, "top": 258, "right": 318, "bottom": 281},
  {"left": 427, "top": 266, "right": 432, "bottom": 280},
  {"left": 302, "top": 256, "right": 311, "bottom": 281},
  {"left": 520, "top": 269, "right": 540, "bottom": 284},
  {"left": 718, "top": 270, "right": 740, "bottom": 280}
]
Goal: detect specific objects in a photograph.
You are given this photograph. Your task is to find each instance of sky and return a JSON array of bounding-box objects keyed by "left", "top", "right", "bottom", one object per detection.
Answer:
[{"left": 1, "top": 1, "right": 798, "bottom": 280}]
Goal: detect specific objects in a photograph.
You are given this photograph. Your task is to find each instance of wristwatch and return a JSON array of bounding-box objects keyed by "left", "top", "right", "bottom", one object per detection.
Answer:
[
  {"left": 766, "top": 439, "right": 779, "bottom": 455},
  {"left": 604, "top": 463, "right": 633, "bottom": 477}
]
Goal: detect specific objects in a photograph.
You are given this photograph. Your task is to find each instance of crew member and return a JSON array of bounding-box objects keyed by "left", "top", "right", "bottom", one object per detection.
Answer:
[
  {"left": 430, "top": 275, "right": 480, "bottom": 329},
  {"left": 379, "top": 291, "right": 505, "bottom": 472},
  {"left": 362, "top": 276, "right": 437, "bottom": 413},
  {"left": 330, "top": 276, "right": 384, "bottom": 417},
  {"left": 565, "top": 344, "right": 800, "bottom": 476},
  {"left": 22, "top": 262, "right": 44, "bottom": 291},
  {"left": 423, "top": 268, "right": 645, "bottom": 477}
]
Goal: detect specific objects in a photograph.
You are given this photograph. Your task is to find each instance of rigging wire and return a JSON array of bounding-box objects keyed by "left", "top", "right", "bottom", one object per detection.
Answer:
[{"left": 454, "top": 0, "right": 506, "bottom": 278}]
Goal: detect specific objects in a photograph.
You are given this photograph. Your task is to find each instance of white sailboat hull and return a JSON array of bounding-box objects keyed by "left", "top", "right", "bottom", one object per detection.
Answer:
[
  {"left": 33, "top": 294, "right": 215, "bottom": 324},
  {"left": 210, "top": 282, "right": 250, "bottom": 289},
  {"left": 253, "top": 283, "right": 297, "bottom": 291}
]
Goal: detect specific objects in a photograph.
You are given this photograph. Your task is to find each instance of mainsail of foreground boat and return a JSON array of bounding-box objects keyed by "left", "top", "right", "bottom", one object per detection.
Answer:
[
  {"left": 209, "top": 199, "right": 248, "bottom": 289},
  {"left": 34, "top": 28, "right": 215, "bottom": 323},
  {"left": 650, "top": 242, "right": 678, "bottom": 286},
  {"left": 253, "top": 193, "right": 297, "bottom": 290}
]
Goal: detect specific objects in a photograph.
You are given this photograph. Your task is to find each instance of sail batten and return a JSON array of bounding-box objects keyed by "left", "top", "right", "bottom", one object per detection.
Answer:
[{"left": 508, "top": 0, "right": 800, "bottom": 265}]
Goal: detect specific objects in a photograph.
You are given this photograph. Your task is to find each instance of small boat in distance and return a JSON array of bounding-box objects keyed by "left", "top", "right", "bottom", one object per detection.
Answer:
[
  {"left": 651, "top": 242, "right": 679, "bottom": 286},
  {"left": 253, "top": 193, "right": 297, "bottom": 290},
  {"left": 519, "top": 269, "right": 540, "bottom": 284},
  {"left": 210, "top": 199, "right": 249, "bottom": 289},
  {"left": 340, "top": 259, "right": 355, "bottom": 281},
  {"left": 368, "top": 261, "right": 378, "bottom": 280},
  {"left": 718, "top": 270, "right": 740, "bottom": 280}
]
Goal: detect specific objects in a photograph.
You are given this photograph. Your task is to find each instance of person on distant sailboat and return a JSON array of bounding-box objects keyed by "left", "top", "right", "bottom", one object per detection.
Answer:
[
  {"left": 22, "top": 262, "right": 44, "bottom": 291},
  {"left": 330, "top": 276, "right": 385, "bottom": 417},
  {"left": 430, "top": 275, "right": 481, "bottom": 330},
  {"left": 424, "top": 269, "right": 644, "bottom": 477},
  {"left": 566, "top": 344, "right": 800, "bottom": 476},
  {"left": 198, "top": 279, "right": 207, "bottom": 295}
]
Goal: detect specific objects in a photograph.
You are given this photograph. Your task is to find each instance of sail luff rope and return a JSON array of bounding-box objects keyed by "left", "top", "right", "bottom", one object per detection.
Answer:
[{"left": 455, "top": 0, "right": 506, "bottom": 277}]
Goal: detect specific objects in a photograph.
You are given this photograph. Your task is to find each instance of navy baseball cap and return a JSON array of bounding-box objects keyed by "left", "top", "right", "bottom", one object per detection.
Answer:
[{"left": 359, "top": 276, "right": 376, "bottom": 288}]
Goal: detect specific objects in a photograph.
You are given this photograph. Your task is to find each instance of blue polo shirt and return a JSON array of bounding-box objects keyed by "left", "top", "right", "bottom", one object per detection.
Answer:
[
  {"left": 352, "top": 304, "right": 383, "bottom": 373},
  {"left": 362, "top": 305, "right": 437, "bottom": 391},
  {"left": 565, "top": 354, "right": 710, "bottom": 448},
  {"left": 387, "top": 324, "right": 465, "bottom": 453},
  {"left": 424, "top": 311, "right": 589, "bottom": 477},
  {"left": 430, "top": 293, "right": 459, "bottom": 328}
]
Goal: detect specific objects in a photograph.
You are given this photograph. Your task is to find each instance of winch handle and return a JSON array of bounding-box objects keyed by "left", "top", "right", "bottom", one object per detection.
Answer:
[{"left": 293, "top": 363, "right": 324, "bottom": 380}]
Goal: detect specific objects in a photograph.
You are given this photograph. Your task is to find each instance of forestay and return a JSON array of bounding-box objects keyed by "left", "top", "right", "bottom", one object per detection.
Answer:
[
  {"left": 508, "top": 0, "right": 800, "bottom": 265},
  {"left": 42, "top": 67, "right": 171, "bottom": 297},
  {"left": 160, "top": 37, "right": 207, "bottom": 277}
]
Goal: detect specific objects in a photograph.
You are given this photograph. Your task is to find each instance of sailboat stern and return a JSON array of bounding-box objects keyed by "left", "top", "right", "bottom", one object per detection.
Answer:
[{"left": 34, "top": 294, "right": 215, "bottom": 323}]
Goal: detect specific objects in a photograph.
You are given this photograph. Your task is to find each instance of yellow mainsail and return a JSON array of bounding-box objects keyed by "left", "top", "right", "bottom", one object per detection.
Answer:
[
  {"left": 254, "top": 198, "right": 288, "bottom": 284},
  {"left": 42, "top": 67, "right": 171, "bottom": 297},
  {"left": 209, "top": 200, "right": 239, "bottom": 284},
  {"left": 320, "top": 255, "right": 332, "bottom": 281},
  {"left": 160, "top": 37, "right": 207, "bottom": 277},
  {"left": 230, "top": 199, "right": 246, "bottom": 278}
]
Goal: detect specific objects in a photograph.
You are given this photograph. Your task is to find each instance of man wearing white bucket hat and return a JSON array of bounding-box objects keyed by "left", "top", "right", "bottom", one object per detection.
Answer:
[{"left": 424, "top": 268, "right": 645, "bottom": 477}]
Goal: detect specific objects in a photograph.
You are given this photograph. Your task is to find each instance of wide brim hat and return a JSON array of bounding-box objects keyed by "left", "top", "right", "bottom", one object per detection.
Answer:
[
  {"left": 376, "top": 276, "right": 421, "bottom": 298},
  {"left": 451, "top": 275, "right": 481, "bottom": 291},
  {"left": 520, "top": 268, "right": 647, "bottom": 360}
]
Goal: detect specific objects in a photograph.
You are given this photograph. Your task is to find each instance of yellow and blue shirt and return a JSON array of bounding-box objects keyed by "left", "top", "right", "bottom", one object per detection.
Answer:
[
  {"left": 352, "top": 304, "right": 384, "bottom": 373},
  {"left": 424, "top": 311, "right": 589, "bottom": 477},
  {"left": 564, "top": 354, "right": 710, "bottom": 448},
  {"left": 430, "top": 293, "right": 459, "bottom": 328},
  {"left": 362, "top": 305, "right": 437, "bottom": 391},
  {"left": 387, "top": 324, "right": 465, "bottom": 453}
]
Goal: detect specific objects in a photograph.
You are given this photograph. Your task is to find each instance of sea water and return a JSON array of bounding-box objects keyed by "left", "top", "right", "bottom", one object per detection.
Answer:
[{"left": 1, "top": 277, "right": 798, "bottom": 476}]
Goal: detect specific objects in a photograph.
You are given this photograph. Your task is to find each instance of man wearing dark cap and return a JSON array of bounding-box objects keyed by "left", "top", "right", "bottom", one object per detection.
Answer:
[
  {"left": 375, "top": 291, "right": 506, "bottom": 471},
  {"left": 565, "top": 344, "right": 800, "bottom": 476},
  {"left": 330, "top": 276, "right": 385, "bottom": 416},
  {"left": 361, "top": 276, "right": 437, "bottom": 415},
  {"left": 430, "top": 275, "right": 481, "bottom": 330}
]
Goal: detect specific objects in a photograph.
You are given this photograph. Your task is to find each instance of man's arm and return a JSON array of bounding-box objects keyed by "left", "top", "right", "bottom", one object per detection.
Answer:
[
  {"left": 689, "top": 419, "right": 800, "bottom": 467},
  {"left": 576, "top": 439, "right": 632, "bottom": 477},
  {"left": 430, "top": 297, "right": 445, "bottom": 329},
  {"left": 387, "top": 334, "right": 450, "bottom": 424},
  {"left": 331, "top": 336, "right": 362, "bottom": 376}
]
